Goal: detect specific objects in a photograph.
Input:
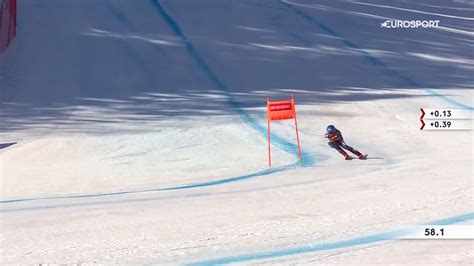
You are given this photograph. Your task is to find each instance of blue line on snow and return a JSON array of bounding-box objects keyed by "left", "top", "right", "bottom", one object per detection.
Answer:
[
  {"left": 281, "top": 0, "right": 473, "bottom": 110},
  {"left": 0, "top": 179, "right": 320, "bottom": 213},
  {"left": 188, "top": 212, "right": 474, "bottom": 265},
  {"left": 0, "top": 163, "right": 298, "bottom": 204}
]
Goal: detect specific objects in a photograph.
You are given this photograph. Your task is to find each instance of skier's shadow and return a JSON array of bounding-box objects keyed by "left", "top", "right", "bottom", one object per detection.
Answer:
[
  {"left": 356, "top": 156, "right": 385, "bottom": 165},
  {"left": 365, "top": 156, "right": 384, "bottom": 160}
]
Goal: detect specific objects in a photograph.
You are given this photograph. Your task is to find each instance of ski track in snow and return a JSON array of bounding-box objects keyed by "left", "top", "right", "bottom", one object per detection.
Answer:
[
  {"left": 281, "top": 0, "right": 473, "bottom": 110},
  {"left": 350, "top": 1, "right": 474, "bottom": 21}
]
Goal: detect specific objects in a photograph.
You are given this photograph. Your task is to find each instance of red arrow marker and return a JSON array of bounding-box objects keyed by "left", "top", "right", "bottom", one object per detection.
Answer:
[{"left": 420, "top": 108, "right": 425, "bottom": 130}]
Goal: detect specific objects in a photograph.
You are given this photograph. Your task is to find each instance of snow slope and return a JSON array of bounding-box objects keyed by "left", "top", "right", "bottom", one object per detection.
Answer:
[{"left": 1, "top": 0, "right": 473, "bottom": 264}]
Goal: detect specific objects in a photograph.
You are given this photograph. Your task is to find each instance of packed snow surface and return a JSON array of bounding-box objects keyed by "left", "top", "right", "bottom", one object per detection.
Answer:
[{"left": 1, "top": 0, "right": 473, "bottom": 264}]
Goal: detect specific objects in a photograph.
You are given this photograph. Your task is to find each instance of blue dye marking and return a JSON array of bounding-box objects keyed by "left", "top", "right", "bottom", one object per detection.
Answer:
[
  {"left": 1, "top": 178, "right": 321, "bottom": 213},
  {"left": 1, "top": 179, "right": 321, "bottom": 214},
  {"left": 429, "top": 212, "right": 474, "bottom": 225},
  {"left": 188, "top": 212, "right": 474, "bottom": 265},
  {"left": 281, "top": 1, "right": 473, "bottom": 110},
  {"left": 160, "top": 163, "right": 299, "bottom": 190},
  {"left": 0, "top": 163, "right": 298, "bottom": 204}
]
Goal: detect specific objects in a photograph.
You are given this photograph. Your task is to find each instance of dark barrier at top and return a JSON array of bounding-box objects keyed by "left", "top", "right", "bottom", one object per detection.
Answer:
[{"left": 0, "top": 0, "right": 17, "bottom": 54}]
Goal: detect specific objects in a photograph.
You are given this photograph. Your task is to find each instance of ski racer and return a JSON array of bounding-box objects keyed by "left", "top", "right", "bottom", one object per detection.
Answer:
[{"left": 325, "top": 125, "right": 366, "bottom": 160}]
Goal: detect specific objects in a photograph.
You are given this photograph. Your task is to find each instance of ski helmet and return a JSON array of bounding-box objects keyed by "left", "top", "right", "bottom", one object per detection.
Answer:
[{"left": 326, "top": 125, "right": 336, "bottom": 133}]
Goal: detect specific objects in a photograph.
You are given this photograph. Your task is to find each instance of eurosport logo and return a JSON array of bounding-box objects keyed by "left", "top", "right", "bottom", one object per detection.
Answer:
[{"left": 381, "top": 20, "right": 440, "bottom": 29}]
